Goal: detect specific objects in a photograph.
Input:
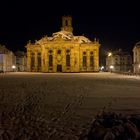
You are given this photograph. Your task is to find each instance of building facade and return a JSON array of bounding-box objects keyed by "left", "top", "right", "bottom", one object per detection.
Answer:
[
  {"left": 15, "top": 51, "right": 27, "bottom": 71},
  {"left": 0, "top": 44, "right": 16, "bottom": 72},
  {"left": 133, "top": 42, "right": 140, "bottom": 74},
  {"left": 26, "top": 16, "right": 100, "bottom": 72},
  {"left": 106, "top": 49, "right": 132, "bottom": 72}
]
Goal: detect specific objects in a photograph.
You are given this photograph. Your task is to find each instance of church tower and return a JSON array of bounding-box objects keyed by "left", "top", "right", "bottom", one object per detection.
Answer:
[{"left": 61, "top": 16, "right": 73, "bottom": 33}]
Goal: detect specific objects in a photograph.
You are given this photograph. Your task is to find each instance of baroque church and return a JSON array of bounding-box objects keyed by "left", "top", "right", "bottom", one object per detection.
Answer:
[{"left": 26, "top": 16, "right": 100, "bottom": 72}]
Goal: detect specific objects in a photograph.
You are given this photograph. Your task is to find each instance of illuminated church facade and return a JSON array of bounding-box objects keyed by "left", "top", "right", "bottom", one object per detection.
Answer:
[{"left": 26, "top": 16, "right": 100, "bottom": 72}]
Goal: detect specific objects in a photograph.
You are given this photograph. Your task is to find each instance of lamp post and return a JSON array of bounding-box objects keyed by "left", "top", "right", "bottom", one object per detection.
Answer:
[
  {"left": 110, "top": 65, "right": 114, "bottom": 73},
  {"left": 107, "top": 52, "right": 113, "bottom": 72},
  {"left": 12, "top": 65, "right": 16, "bottom": 72},
  {"left": 108, "top": 52, "right": 112, "bottom": 57},
  {"left": 138, "top": 65, "right": 140, "bottom": 74},
  {"left": 101, "top": 66, "right": 105, "bottom": 71}
]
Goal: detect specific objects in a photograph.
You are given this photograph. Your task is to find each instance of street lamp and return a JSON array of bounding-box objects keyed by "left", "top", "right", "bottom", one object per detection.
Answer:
[
  {"left": 12, "top": 65, "right": 16, "bottom": 72},
  {"left": 108, "top": 52, "right": 112, "bottom": 57},
  {"left": 110, "top": 65, "right": 114, "bottom": 73},
  {"left": 138, "top": 65, "right": 140, "bottom": 74},
  {"left": 101, "top": 66, "right": 105, "bottom": 71}
]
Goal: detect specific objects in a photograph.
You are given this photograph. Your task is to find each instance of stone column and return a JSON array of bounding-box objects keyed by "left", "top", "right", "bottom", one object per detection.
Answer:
[
  {"left": 41, "top": 50, "right": 44, "bottom": 72},
  {"left": 70, "top": 48, "right": 74, "bottom": 72},
  {"left": 45, "top": 49, "right": 49, "bottom": 72},
  {"left": 74, "top": 48, "right": 80, "bottom": 72},
  {"left": 94, "top": 49, "right": 99, "bottom": 72},
  {"left": 62, "top": 48, "right": 66, "bottom": 72},
  {"left": 27, "top": 50, "right": 31, "bottom": 71},
  {"left": 79, "top": 48, "right": 83, "bottom": 71},
  {"left": 87, "top": 50, "right": 90, "bottom": 71},
  {"left": 35, "top": 51, "right": 38, "bottom": 72},
  {"left": 53, "top": 48, "right": 57, "bottom": 72}
]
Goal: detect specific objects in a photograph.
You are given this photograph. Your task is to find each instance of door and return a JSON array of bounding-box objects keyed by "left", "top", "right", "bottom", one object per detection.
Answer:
[{"left": 57, "top": 65, "right": 62, "bottom": 72}]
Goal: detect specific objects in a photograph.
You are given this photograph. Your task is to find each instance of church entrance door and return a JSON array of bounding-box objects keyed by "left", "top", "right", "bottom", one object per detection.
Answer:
[{"left": 57, "top": 65, "right": 62, "bottom": 72}]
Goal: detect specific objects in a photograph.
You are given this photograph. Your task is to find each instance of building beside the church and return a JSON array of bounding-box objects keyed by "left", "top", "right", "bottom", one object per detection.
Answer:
[
  {"left": 15, "top": 51, "right": 27, "bottom": 72},
  {"left": 106, "top": 49, "right": 132, "bottom": 72},
  {"left": 0, "top": 44, "right": 16, "bottom": 72},
  {"left": 26, "top": 16, "right": 100, "bottom": 72},
  {"left": 133, "top": 42, "right": 140, "bottom": 74}
]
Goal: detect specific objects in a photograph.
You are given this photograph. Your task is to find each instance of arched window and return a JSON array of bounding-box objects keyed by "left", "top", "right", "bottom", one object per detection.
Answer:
[{"left": 83, "top": 52, "right": 86, "bottom": 55}]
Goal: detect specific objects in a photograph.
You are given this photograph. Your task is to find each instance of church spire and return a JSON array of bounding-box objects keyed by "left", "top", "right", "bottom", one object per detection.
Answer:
[{"left": 61, "top": 16, "right": 73, "bottom": 33}]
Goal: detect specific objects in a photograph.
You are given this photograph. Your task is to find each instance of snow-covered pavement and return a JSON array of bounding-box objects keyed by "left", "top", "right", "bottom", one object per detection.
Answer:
[{"left": 0, "top": 72, "right": 140, "bottom": 125}]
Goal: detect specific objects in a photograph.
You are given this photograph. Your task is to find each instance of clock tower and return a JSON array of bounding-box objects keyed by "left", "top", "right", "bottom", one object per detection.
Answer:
[{"left": 61, "top": 16, "right": 73, "bottom": 33}]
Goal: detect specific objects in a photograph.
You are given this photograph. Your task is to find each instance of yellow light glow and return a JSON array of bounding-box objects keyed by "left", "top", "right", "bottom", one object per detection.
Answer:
[
  {"left": 101, "top": 66, "right": 104, "bottom": 70},
  {"left": 110, "top": 65, "right": 114, "bottom": 69},
  {"left": 108, "top": 52, "right": 112, "bottom": 57},
  {"left": 12, "top": 65, "right": 16, "bottom": 69}
]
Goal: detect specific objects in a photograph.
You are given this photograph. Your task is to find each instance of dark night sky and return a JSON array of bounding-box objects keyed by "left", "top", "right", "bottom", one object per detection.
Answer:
[{"left": 0, "top": 0, "right": 140, "bottom": 54}]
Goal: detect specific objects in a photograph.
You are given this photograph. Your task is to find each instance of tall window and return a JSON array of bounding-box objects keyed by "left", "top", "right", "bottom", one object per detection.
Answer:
[
  {"left": 38, "top": 53, "right": 41, "bottom": 67},
  {"left": 49, "top": 55, "right": 53, "bottom": 67},
  {"left": 90, "top": 56, "right": 94, "bottom": 67},
  {"left": 66, "top": 50, "right": 70, "bottom": 67},
  {"left": 66, "top": 55, "right": 70, "bottom": 66},
  {"left": 49, "top": 50, "right": 53, "bottom": 67},
  {"left": 83, "top": 52, "right": 87, "bottom": 67},
  {"left": 90, "top": 51, "right": 94, "bottom": 67},
  {"left": 83, "top": 56, "right": 87, "bottom": 67},
  {"left": 31, "top": 53, "right": 35, "bottom": 67}
]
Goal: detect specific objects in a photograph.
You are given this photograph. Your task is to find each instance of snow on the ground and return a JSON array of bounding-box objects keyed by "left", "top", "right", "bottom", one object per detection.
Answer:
[
  {"left": 1, "top": 72, "right": 140, "bottom": 116},
  {"left": 0, "top": 72, "right": 140, "bottom": 139}
]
